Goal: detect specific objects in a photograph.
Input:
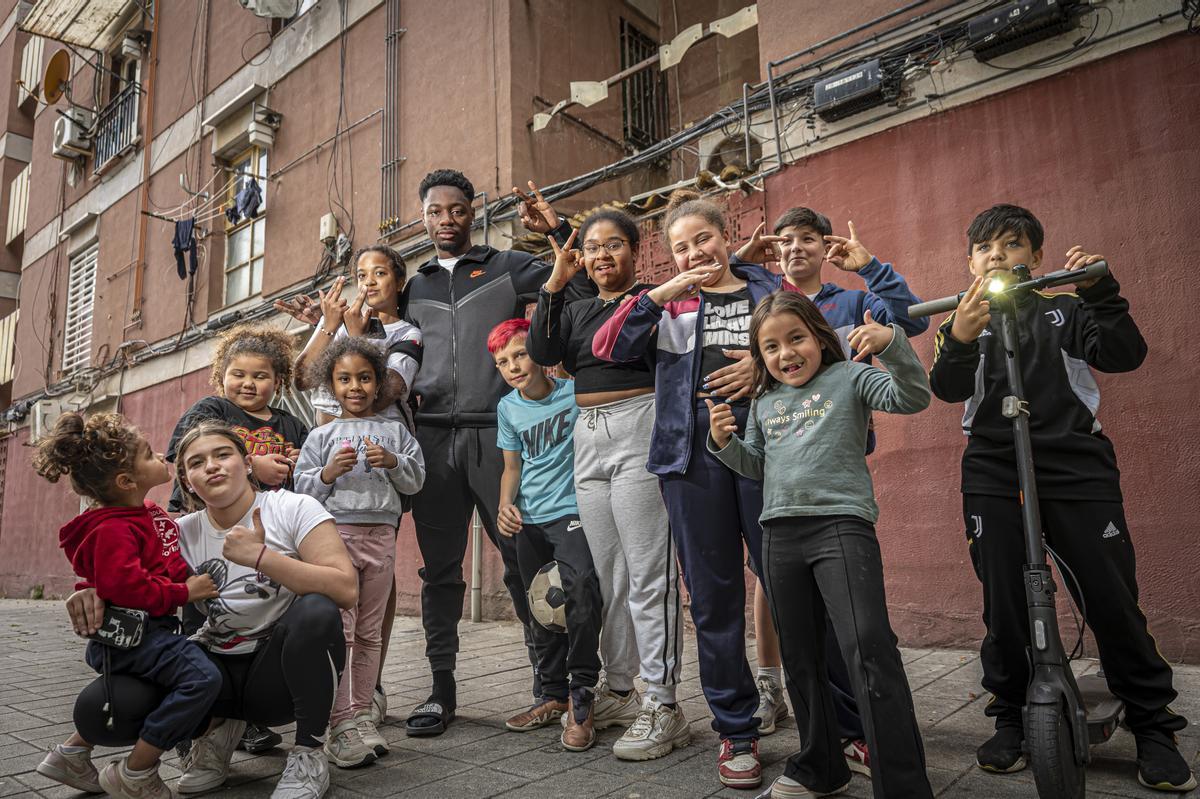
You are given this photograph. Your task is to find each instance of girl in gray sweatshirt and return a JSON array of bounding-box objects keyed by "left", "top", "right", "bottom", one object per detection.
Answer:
[
  {"left": 706, "top": 292, "right": 933, "bottom": 799},
  {"left": 294, "top": 338, "right": 425, "bottom": 766}
]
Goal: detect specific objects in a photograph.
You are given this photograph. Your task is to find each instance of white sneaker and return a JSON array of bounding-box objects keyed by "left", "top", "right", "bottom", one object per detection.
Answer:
[
  {"left": 355, "top": 712, "right": 388, "bottom": 757},
  {"left": 560, "top": 678, "right": 640, "bottom": 730},
  {"left": 322, "top": 719, "right": 376, "bottom": 768},
  {"left": 271, "top": 746, "right": 330, "bottom": 799},
  {"left": 36, "top": 744, "right": 101, "bottom": 793},
  {"left": 754, "top": 675, "right": 788, "bottom": 735},
  {"left": 178, "top": 718, "right": 246, "bottom": 794},
  {"left": 97, "top": 760, "right": 170, "bottom": 799},
  {"left": 768, "top": 774, "right": 851, "bottom": 798},
  {"left": 612, "top": 698, "right": 691, "bottom": 761},
  {"left": 368, "top": 685, "right": 387, "bottom": 725}
]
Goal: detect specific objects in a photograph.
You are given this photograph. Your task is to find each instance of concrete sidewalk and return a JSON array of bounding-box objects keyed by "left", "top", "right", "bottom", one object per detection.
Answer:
[{"left": 0, "top": 598, "right": 1195, "bottom": 798}]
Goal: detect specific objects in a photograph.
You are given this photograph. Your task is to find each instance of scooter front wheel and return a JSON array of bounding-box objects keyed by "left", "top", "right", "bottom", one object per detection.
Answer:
[{"left": 1027, "top": 699, "right": 1085, "bottom": 799}]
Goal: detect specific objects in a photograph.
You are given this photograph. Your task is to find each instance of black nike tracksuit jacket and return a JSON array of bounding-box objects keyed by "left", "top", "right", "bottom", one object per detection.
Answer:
[{"left": 400, "top": 223, "right": 592, "bottom": 428}]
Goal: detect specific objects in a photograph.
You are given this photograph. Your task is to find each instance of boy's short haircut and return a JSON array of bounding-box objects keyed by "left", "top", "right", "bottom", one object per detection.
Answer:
[
  {"left": 487, "top": 318, "right": 530, "bottom": 354},
  {"left": 419, "top": 169, "right": 475, "bottom": 203},
  {"left": 966, "top": 204, "right": 1045, "bottom": 254},
  {"left": 772, "top": 207, "right": 833, "bottom": 238}
]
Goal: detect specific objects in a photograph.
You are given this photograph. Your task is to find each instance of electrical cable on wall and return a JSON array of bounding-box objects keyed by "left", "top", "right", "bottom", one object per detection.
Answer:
[{"left": 7, "top": 0, "right": 1182, "bottom": 424}]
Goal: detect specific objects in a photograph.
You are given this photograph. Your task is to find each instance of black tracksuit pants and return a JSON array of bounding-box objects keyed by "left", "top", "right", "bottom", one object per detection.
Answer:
[
  {"left": 964, "top": 494, "right": 1186, "bottom": 741},
  {"left": 515, "top": 515, "right": 602, "bottom": 698},
  {"left": 763, "top": 515, "right": 932, "bottom": 799},
  {"left": 76, "top": 594, "right": 345, "bottom": 750},
  {"left": 412, "top": 425, "right": 537, "bottom": 681}
]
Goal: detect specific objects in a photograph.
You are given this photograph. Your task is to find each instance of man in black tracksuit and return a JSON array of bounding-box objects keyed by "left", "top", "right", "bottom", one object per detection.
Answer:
[
  {"left": 400, "top": 170, "right": 592, "bottom": 736},
  {"left": 929, "top": 204, "right": 1193, "bottom": 792}
]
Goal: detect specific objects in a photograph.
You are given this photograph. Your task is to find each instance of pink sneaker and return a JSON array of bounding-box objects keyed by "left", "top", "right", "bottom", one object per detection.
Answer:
[
  {"left": 843, "top": 738, "right": 870, "bottom": 777},
  {"left": 36, "top": 745, "right": 101, "bottom": 793},
  {"left": 718, "top": 738, "right": 762, "bottom": 788}
]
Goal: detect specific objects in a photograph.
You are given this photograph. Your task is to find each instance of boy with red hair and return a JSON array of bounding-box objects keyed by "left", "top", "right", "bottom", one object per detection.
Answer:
[{"left": 490, "top": 319, "right": 604, "bottom": 752}]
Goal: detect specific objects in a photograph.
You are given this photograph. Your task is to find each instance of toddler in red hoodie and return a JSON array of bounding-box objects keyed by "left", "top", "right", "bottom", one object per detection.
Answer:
[{"left": 32, "top": 412, "right": 222, "bottom": 799}]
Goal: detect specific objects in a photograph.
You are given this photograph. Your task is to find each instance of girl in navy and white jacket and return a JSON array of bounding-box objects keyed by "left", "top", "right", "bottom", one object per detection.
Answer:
[{"left": 592, "top": 189, "right": 789, "bottom": 791}]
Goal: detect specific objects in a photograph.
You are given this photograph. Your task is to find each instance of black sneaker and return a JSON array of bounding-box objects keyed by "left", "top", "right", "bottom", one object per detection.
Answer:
[
  {"left": 1137, "top": 736, "right": 1198, "bottom": 792},
  {"left": 976, "top": 725, "right": 1026, "bottom": 773},
  {"left": 237, "top": 723, "right": 282, "bottom": 754}
]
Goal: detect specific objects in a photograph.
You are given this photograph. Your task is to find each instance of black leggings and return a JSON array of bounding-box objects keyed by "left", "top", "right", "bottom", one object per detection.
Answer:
[{"left": 76, "top": 594, "right": 346, "bottom": 749}]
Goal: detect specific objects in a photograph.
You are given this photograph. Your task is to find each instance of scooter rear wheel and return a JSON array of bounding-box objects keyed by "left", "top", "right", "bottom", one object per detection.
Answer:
[{"left": 1027, "top": 699, "right": 1085, "bottom": 799}]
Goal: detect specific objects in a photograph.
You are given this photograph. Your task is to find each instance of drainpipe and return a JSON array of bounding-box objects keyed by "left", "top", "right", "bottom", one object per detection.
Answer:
[
  {"left": 470, "top": 510, "right": 483, "bottom": 622},
  {"left": 127, "top": 1, "right": 161, "bottom": 331}
]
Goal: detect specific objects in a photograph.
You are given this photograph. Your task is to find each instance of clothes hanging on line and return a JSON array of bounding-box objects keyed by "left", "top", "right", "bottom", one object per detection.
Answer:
[
  {"left": 226, "top": 177, "right": 264, "bottom": 225},
  {"left": 173, "top": 217, "right": 197, "bottom": 280}
]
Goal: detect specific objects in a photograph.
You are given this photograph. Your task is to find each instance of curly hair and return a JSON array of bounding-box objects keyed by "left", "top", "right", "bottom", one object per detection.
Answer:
[
  {"left": 579, "top": 209, "right": 641, "bottom": 250},
  {"left": 209, "top": 323, "right": 297, "bottom": 392},
  {"left": 308, "top": 337, "right": 392, "bottom": 407},
  {"left": 663, "top": 188, "right": 727, "bottom": 247},
  {"left": 173, "top": 421, "right": 260, "bottom": 512},
  {"left": 32, "top": 412, "right": 143, "bottom": 503},
  {"left": 418, "top": 169, "right": 475, "bottom": 203}
]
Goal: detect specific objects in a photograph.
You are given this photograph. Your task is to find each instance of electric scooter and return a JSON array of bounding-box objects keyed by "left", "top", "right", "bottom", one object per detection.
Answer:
[{"left": 909, "top": 261, "right": 1123, "bottom": 799}]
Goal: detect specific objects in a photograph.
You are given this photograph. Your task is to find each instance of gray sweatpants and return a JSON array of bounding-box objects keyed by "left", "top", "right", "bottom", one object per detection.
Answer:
[{"left": 573, "top": 392, "right": 682, "bottom": 704}]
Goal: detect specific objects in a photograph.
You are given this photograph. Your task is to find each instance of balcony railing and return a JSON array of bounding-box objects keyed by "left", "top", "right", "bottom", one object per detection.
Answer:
[{"left": 93, "top": 83, "right": 140, "bottom": 172}]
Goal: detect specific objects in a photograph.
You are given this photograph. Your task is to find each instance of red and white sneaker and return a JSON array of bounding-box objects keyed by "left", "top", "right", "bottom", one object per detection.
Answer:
[
  {"left": 843, "top": 739, "right": 870, "bottom": 777},
  {"left": 718, "top": 738, "right": 762, "bottom": 789}
]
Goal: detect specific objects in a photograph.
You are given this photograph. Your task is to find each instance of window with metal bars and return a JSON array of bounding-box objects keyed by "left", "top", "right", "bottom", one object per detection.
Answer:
[
  {"left": 620, "top": 18, "right": 668, "bottom": 151},
  {"left": 62, "top": 243, "right": 98, "bottom": 374},
  {"left": 224, "top": 147, "right": 268, "bottom": 305}
]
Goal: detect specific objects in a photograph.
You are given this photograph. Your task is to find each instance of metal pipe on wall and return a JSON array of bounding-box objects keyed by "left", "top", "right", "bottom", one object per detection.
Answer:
[
  {"left": 127, "top": 0, "right": 164, "bottom": 331},
  {"left": 470, "top": 510, "right": 483, "bottom": 623}
]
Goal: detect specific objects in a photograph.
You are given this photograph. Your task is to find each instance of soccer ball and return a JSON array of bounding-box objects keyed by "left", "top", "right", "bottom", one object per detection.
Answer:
[{"left": 527, "top": 561, "right": 567, "bottom": 633}]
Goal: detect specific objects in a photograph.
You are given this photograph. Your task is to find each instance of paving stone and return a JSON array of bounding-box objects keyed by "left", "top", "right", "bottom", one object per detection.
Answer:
[
  {"left": 492, "top": 763, "right": 630, "bottom": 798},
  {"left": 602, "top": 780, "right": 699, "bottom": 799},
  {"left": 0, "top": 600, "right": 1196, "bottom": 798},
  {"left": 392, "top": 766, "right": 528, "bottom": 797}
]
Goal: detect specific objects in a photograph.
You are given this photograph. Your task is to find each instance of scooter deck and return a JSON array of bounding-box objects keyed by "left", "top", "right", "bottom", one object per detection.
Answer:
[{"left": 1077, "top": 674, "right": 1123, "bottom": 745}]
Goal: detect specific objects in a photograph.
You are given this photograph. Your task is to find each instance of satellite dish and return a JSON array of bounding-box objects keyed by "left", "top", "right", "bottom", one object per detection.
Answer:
[{"left": 43, "top": 50, "right": 70, "bottom": 104}]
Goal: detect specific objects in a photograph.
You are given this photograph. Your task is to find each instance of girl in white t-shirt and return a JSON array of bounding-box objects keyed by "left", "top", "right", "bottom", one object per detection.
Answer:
[
  {"left": 168, "top": 422, "right": 357, "bottom": 799},
  {"left": 295, "top": 246, "right": 422, "bottom": 429}
]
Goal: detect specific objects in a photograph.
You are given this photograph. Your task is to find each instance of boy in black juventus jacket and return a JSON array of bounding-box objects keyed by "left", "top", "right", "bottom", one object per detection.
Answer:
[
  {"left": 929, "top": 205, "right": 1193, "bottom": 792},
  {"left": 399, "top": 170, "right": 592, "bottom": 737}
]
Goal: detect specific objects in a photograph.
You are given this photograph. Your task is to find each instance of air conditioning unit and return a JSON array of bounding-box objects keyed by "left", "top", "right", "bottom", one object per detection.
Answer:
[
  {"left": 30, "top": 398, "right": 61, "bottom": 441},
  {"left": 52, "top": 109, "right": 93, "bottom": 159},
  {"left": 239, "top": 0, "right": 300, "bottom": 18}
]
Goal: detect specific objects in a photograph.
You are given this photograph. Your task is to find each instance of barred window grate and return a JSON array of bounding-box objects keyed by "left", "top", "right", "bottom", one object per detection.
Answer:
[{"left": 620, "top": 18, "right": 668, "bottom": 151}]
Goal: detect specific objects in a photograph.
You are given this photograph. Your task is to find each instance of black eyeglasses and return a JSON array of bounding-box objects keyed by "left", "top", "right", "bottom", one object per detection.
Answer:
[{"left": 582, "top": 240, "right": 629, "bottom": 256}]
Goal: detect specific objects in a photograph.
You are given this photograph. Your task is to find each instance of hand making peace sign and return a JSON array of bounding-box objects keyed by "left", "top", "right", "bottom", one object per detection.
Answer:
[
  {"left": 824, "top": 221, "right": 875, "bottom": 273},
  {"left": 544, "top": 226, "right": 582, "bottom": 294},
  {"left": 513, "top": 180, "right": 560, "bottom": 234}
]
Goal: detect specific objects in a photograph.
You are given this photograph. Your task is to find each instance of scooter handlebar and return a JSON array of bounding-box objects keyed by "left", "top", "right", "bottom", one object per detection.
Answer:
[
  {"left": 907, "top": 294, "right": 962, "bottom": 319},
  {"left": 907, "top": 261, "right": 1109, "bottom": 319}
]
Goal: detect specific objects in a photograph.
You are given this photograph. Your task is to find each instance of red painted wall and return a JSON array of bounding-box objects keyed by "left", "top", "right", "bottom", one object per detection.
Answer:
[
  {"left": 2, "top": 33, "right": 1196, "bottom": 661},
  {"left": 753, "top": 33, "right": 1200, "bottom": 660}
]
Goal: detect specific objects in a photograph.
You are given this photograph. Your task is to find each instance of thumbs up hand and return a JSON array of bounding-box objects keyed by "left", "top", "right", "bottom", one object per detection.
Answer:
[
  {"left": 224, "top": 507, "right": 268, "bottom": 567},
  {"left": 847, "top": 309, "right": 895, "bottom": 362}
]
